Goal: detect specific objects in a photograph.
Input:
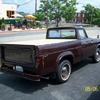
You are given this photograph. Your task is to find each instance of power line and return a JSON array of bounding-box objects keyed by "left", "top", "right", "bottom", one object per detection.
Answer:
[{"left": 4, "top": 0, "right": 32, "bottom": 8}]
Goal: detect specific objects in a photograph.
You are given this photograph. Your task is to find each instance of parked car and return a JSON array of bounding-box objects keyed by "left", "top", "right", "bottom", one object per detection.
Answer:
[{"left": 0, "top": 27, "right": 100, "bottom": 83}]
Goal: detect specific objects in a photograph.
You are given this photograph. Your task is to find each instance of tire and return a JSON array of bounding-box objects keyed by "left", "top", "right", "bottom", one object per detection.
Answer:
[
  {"left": 50, "top": 60, "right": 71, "bottom": 83},
  {"left": 92, "top": 48, "right": 100, "bottom": 63}
]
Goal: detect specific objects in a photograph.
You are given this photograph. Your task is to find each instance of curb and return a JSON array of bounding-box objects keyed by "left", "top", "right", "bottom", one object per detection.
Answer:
[{"left": 0, "top": 29, "right": 46, "bottom": 35}]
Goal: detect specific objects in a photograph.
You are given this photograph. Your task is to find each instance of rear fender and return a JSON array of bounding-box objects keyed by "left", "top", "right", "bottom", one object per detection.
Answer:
[{"left": 56, "top": 51, "right": 74, "bottom": 65}]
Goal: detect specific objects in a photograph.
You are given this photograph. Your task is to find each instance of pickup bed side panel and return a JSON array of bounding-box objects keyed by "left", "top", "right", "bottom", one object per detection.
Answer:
[{"left": 38, "top": 41, "right": 82, "bottom": 75}]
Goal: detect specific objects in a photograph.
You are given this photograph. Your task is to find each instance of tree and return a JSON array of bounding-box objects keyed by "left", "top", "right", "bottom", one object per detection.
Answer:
[
  {"left": 37, "top": 0, "right": 77, "bottom": 27},
  {"left": 83, "top": 4, "right": 100, "bottom": 24},
  {"left": 61, "top": 0, "right": 77, "bottom": 22},
  {"left": 83, "top": 4, "right": 95, "bottom": 24},
  {"left": 35, "top": 10, "right": 45, "bottom": 21},
  {"left": 49, "top": 0, "right": 62, "bottom": 27},
  {"left": 36, "top": 0, "right": 51, "bottom": 27}
]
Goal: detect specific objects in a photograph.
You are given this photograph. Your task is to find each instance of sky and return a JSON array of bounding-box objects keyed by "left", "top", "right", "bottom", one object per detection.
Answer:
[{"left": 2, "top": 0, "right": 100, "bottom": 13}]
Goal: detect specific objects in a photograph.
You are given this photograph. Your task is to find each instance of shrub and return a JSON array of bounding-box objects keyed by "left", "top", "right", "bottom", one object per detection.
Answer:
[
  {"left": 92, "top": 18, "right": 100, "bottom": 27},
  {"left": 1, "top": 23, "right": 5, "bottom": 31}
]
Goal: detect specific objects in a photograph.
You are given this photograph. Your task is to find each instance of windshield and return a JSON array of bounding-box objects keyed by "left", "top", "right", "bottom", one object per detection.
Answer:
[{"left": 48, "top": 29, "right": 76, "bottom": 39}]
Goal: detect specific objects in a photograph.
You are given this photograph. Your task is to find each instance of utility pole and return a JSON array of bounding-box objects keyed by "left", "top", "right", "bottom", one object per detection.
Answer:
[
  {"left": 35, "top": 0, "right": 37, "bottom": 14},
  {"left": 45, "top": 0, "right": 49, "bottom": 28},
  {"left": 90, "top": 8, "right": 93, "bottom": 26},
  {"left": 56, "top": 0, "right": 60, "bottom": 27}
]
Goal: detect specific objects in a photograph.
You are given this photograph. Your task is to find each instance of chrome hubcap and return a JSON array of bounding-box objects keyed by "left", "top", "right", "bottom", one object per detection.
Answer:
[
  {"left": 61, "top": 63, "right": 71, "bottom": 81},
  {"left": 96, "top": 49, "right": 100, "bottom": 61}
]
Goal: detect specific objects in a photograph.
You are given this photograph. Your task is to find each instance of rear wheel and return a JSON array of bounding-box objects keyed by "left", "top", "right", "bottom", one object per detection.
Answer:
[
  {"left": 50, "top": 60, "right": 71, "bottom": 83},
  {"left": 92, "top": 48, "right": 100, "bottom": 63}
]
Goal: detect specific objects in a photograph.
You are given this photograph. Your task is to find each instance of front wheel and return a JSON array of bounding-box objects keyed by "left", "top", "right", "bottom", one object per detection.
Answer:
[{"left": 92, "top": 48, "right": 100, "bottom": 63}]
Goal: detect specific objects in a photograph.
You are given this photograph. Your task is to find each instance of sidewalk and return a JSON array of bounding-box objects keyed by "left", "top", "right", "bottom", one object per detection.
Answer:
[
  {"left": 0, "top": 28, "right": 46, "bottom": 35},
  {"left": 12, "top": 28, "right": 46, "bottom": 32}
]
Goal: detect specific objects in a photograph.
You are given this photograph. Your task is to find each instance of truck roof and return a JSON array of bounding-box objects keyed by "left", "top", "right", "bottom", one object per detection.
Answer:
[{"left": 47, "top": 26, "right": 84, "bottom": 30}]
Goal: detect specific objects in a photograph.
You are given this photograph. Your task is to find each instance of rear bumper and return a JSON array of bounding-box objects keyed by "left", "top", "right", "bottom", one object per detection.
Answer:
[{"left": 0, "top": 67, "right": 41, "bottom": 81}]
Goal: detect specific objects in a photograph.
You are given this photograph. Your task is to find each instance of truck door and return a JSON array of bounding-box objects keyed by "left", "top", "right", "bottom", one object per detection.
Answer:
[{"left": 77, "top": 28, "right": 95, "bottom": 59}]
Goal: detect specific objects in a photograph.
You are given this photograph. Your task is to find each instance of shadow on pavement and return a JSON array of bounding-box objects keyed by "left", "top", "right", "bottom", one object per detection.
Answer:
[
  {"left": 0, "top": 58, "right": 97, "bottom": 94},
  {"left": 0, "top": 73, "right": 49, "bottom": 94},
  {"left": 72, "top": 58, "right": 94, "bottom": 72}
]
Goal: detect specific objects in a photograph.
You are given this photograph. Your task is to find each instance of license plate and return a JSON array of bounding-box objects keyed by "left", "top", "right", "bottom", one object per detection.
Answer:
[{"left": 15, "top": 66, "right": 23, "bottom": 72}]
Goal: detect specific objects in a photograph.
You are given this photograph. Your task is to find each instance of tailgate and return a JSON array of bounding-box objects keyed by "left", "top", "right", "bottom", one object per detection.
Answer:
[{"left": 1, "top": 44, "right": 37, "bottom": 67}]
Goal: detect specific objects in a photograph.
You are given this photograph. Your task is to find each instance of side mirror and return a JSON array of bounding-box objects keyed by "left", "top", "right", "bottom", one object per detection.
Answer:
[{"left": 97, "top": 35, "right": 99, "bottom": 39}]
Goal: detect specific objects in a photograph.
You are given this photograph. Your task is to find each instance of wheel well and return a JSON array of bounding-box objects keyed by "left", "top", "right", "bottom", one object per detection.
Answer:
[
  {"left": 60, "top": 55, "right": 73, "bottom": 65},
  {"left": 98, "top": 45, "right": 100, "bottom": 48}
]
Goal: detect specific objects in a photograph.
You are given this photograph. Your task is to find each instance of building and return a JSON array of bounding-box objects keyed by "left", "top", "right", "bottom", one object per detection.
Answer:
[
  {"left": 75, "top": 12, "right": 85, "bottom": 23},
  {"left": 0, "top": 0, "right": 17, "bottom": 19}
]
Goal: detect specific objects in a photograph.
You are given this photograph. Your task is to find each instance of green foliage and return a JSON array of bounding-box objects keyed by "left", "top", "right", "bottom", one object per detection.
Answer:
[
  {"left": 92, "top": 18, "right": 100, "bottom": 26},
  {"left": 48, "top": 0, "right": 62, "bottom": 26},
  {"left": 35, "top": 10, "right": 45, "bottom": 21},
  {"left": 61, "top": 0, "right": 77, "bottom": 22},
  {"left": 83, "top": 4, "right": 100, "bottom": 25},
  {"left": 0, "top": 23, "right": 5, "bottom": 31},
  {"left": 0, "top": 18, "right": 5, "bottom": 30},
  {"left": 0, "top": 19, "right": 2, "bottom": 26},
  {"left": 37, "top": 0, "right": 77, "bottom": 26},
  {"left": 35, "top": 21, "right": 42, "bottom": 28},
  {"left": 58, "top": 0, "right": 77, "bottom": 21},
  {"left": 27, "top": 23, "right": 33, "bottom": 28},
  {"left": 15, "top": 18, "right": 21, "bottom": 23}
]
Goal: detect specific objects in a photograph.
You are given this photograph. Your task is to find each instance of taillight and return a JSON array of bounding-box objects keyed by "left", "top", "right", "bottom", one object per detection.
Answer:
[{"left": 36, "top": 56, "right": 45, "bottom": 67}]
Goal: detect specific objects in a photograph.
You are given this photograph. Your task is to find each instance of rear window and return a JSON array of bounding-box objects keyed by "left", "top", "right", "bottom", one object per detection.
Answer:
[{"left": 48, "top": 29, "right": 76, "bottom": 39}]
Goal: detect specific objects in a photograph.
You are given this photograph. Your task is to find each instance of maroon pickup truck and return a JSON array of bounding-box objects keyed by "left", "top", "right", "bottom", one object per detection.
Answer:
[{"left": 0, "top": 27, "right": 100, "bottom": 83}]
